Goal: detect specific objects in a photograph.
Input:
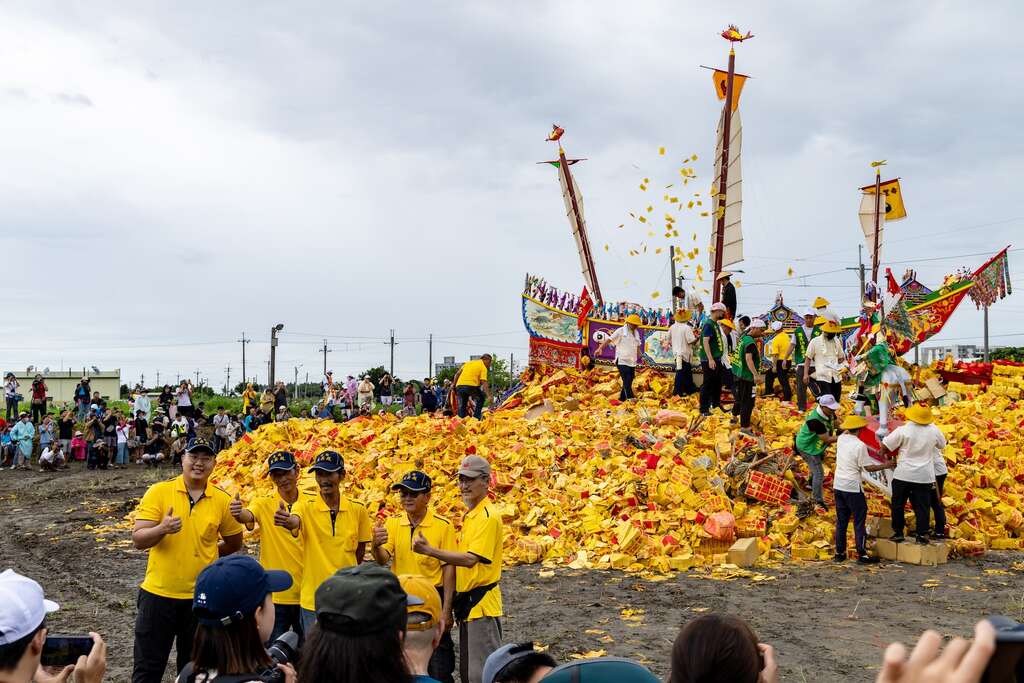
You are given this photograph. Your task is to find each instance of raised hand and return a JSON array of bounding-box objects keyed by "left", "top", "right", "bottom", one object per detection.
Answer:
[
  {"left": 372, "top": 522, "right": 388, "bottom": 548},
  {"left": 412, "top": 531, "right": 431, "bottom": 555},
  {"left": 229, "top": 493, "right": 244, "bottom": 522},
  {"left": 273, "top": 501, "right": 293, "bottom": 528},
  {"left": 160, "top": 507, "right": 182, "bottom": 535}
]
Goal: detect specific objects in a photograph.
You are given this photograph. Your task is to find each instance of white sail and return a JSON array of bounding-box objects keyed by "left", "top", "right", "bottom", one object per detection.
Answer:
[
  {"left": 558, "top": 161, "right": 601, "bottom": 303},
  {"left": 859, "top": 191, "right": 885, "bottom": 263},
  {"left": 709, "top": 108, "right": 743, "bottom": 270}
]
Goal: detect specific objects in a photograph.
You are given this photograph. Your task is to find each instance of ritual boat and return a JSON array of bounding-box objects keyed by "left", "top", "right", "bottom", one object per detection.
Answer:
[{"left": 522, "top": 28, "right": 1011, "bottom": 372}]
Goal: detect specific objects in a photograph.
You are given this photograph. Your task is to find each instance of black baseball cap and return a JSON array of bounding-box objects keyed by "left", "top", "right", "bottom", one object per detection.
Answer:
[
  {"left": 314, "top": 564, "right": 422, "bottom": 635},
  {"left": 193, "top": 556, "right": 292, "bottom": 627},
  {"left": 187, "top": 438, "right": 215, "bottom": 455},
  {"left": 391, "top": 470, "right": 432, "bottom": 493},
  {"left": 267, "top": 451, "right": 296, "bottom": 473},
  {"left": 309, "top": 450, "right": 344, "bottom": 474}
]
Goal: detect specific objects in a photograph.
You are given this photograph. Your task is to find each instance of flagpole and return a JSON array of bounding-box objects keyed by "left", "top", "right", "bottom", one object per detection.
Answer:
[
  {"left": 871, "top": 168, "right": 881, "bottom": 285},
  {"left": 712, "top": 46, "right": 736, "bottom": 304}
]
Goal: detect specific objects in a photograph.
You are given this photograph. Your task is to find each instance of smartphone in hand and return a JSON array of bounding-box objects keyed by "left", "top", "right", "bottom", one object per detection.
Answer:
[
  {"left": 983, "top": 616, "right": 1024, "bottom": 683},
  {"left": 40, "top": 634, "right": 93, "bottom": 666}
]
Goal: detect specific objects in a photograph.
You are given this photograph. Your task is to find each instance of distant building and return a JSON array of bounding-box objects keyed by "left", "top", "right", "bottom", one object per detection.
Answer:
[
  {"left": 4, "top": 369, "right": 121, "bottom": 406},
  {"left": 433, "top": 355, "right": 484, "bottom": 377},
  {"left": 920, "top": 344, "right": 1004, "bottom": 365}
]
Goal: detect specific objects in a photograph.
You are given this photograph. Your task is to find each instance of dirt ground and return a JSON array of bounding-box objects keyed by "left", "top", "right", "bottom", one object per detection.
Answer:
[{"left": 1, "top": 466, "right": 1022, "bottom": 682}]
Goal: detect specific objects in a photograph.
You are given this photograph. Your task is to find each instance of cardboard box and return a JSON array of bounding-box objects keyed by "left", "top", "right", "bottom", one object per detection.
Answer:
[
  {"left": 896, "top": 541, "right": 948, "bottom": 566},
  {"left": 925, "top": 377, "right": 947, "bottom": 399},
  {"left": 791, "top": 544, "right": 817, "bottom": 560},
  {"left": 525, "top": 399, "right": 555, "bottom": 420},
  {"left": 727, "top": 537, "right": 760, "bottom": 567},
  {"left": 872, "top": 538, "right": 900, "bottom": 560},
  {"left": 867, "top": 516, "right": 894, "bottom": 539}
]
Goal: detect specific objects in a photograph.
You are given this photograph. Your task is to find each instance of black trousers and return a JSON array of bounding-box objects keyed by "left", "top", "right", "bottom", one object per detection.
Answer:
[
  {"left": 673, "top": 361, "right": 698, "bottom": 397},
  {"left": 890, "top": 478, "right": 932, "bottom": 539},
  {"left": 733, "top": 378, "right": 755, "bottom": 428},
  {"left": 930, "top": 473, "right": 947, "bottom": 536},
  {"left": 795, "top": 366, "right": 814, "bottom": 411},
  {"left": 835, "top": 490, "right": 868, "bottom": 557},
  {"left": 699, "top": 361, "right": 723, "bottom": 413},
  {"left": 456, "top": 386, "right": 485, "bottom": 419},
  {"left": 429, "top": 587, "right": 455, "bottom": 683},
  {"left": 765, "top": 361, "right": 792, "bottom": 401},
  {"left": 617, "top": 364, "right": 636, "bottom": 401},
  {"left": 31, "top": 400, "right": 46, "bottom": 423},
  {"left": 817, "top": 379, "right": 842, "bottom": 402},
  {"left": 132, "top": 589, "right": 196, "bottom": 683},
  {"left": 269, "top": 603, "right": 304, "bottom": 647}
]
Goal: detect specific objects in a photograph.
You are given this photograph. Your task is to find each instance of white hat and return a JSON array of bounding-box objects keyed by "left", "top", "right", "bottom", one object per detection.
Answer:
[
  {"left": 770, "top": 321, "right": 784, "bottom": 332},
  {"left": 803, "top": 309, "right": 817, "bottom": 318},
  {"left": 749, "top": 318, "right": 767, "bottom": 329},
  {"left": 716, "top": 271, "right": 733, "bottom": 280},
  {"left": 0, "top": 569, "right": 59, "bottom": 645},
  {"left": 818, "top": 394, "right": 840, "bottom": 410},
  {"left": 710, "top": 302, "right": 727, "bottom": 312}
]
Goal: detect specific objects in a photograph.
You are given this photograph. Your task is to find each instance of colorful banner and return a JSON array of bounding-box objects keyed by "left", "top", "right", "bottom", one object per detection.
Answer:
[
  {"left": 577, "top": 287, "right": 593, "bottom": 329},
  {"left": 711, "top": 69, "right": 748, "bottom": 112},
  {"left": 968, "top": 248, "right": 1012, "bottom": 309},
  {"left": 860, "top": 178, "right": 907, "bottom": 221}
]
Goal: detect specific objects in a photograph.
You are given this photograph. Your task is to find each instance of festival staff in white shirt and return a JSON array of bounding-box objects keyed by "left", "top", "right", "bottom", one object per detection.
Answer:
[
  {"left": 832, "top": 415, "right": 894, "bottom": 563},
  {"left": 804, "top": 319, "right": 846, "bottom": 401},
  {"left": 595, "top": 314, "right": 643, "bottom": 401},
  {"left": 669, "top": 309, "right": 698, "bottom": 397},
  {"left": 880, "top": 405, "right": 947, "bottom": 544}
]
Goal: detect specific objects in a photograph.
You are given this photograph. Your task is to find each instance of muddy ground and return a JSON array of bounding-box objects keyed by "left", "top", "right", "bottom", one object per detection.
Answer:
[{"left": 1, "top": 466, "right": 1022, "bottom": 682}]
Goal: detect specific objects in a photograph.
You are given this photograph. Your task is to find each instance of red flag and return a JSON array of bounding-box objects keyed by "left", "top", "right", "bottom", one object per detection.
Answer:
[
  {"left": 577, "top": 287, "right": 594, "bottom": 329},
  {"left": 885, "top": 268, "right": 900, "bottom": 295}
]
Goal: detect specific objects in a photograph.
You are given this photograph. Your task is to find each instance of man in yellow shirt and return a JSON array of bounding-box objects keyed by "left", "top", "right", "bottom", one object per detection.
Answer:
[
  {"left": 280, "top": 450, "right": 372, "bottom": 634},
  {"left": 372, "top": 470, "right": 457, "bottom": 683},
  {"left": 454, "top": 354, "right": 492, "bottom": 420},
  {"left": 228, "top": 450, "right": 314, "bottom": 644},
  {"left": 414, "top": 455, "right": 503, "bottom": 683},
  {"left": 764, "top": 320, "right": 793, "bottom": 402},
  {"left": 130, "top": 437, "right": 244, "bottom": 683}
]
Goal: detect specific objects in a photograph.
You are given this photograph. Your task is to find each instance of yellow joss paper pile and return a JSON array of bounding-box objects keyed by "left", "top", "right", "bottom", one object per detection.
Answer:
[{"left": 206, "top": 365, "right": 1024, "bottom": 573}]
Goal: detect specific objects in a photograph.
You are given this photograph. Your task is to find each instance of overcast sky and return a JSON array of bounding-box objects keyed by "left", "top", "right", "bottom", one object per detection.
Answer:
[{"left": 1, "top": 1, "right": 1021, "bottom": 389}]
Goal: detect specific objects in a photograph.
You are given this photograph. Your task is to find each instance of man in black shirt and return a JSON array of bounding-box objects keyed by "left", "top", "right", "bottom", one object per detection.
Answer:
[{"left": 718, "top": 272, "right": 738, "bottom": 319}]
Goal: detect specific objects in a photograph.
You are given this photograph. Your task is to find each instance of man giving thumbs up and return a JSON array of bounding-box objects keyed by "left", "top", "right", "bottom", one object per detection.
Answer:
[
  {"left": 130, "top": 437, "right": 244, "bottom": 683},
  {"left": 228, "top": 450, "right": 314, "bottom": 645}
]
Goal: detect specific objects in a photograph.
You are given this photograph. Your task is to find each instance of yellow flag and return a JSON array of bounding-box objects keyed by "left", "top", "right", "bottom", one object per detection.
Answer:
[
  {"left": 860, "top": 178, "right": 907, "bottom": 221},
  {"left": 711, "top": 69, "right": 748, "bottom": 112}
]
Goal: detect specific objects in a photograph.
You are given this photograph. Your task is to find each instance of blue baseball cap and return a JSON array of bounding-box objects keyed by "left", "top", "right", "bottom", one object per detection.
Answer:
[
  {"left": 267, "top": 450, "right": 296, "bottom": 473},
  {"left": 309, "top": 450, "right": 344, "bottom": 474},
  {"left": 391, "top": 470, "right": 432, "bottom": 493},
  {"left": 193, "top": 556, "right": 292, "bottom": 626},
  {"left": 541, "top": 658, "right": 660, "bottom": 682}
]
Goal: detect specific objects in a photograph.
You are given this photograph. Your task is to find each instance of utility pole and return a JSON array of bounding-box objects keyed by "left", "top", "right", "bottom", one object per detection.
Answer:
[
  {"left": 983, "top": 305, "right": 990, "bottom": 362},
  {"left": 270, "top": 323, "right": 284, "bottom": 385},
  {"left": 194, "top": 370, "right": 201, "bottom": 386},
  {"left": 304, "top": 372, "right": 309, "bottom": 399},
  {"left": 238, "top": 332, "right": 250, "bottom": 388},
  {"left": 846, "top": 244, "right": 867, "bottom": 300},
  {"left": 225, "top": 364, "right": 231, "bottom": 395},
  {"left": 176, "top": 373, "right": 180, "bottom": 384},
  {"left": 321, "top": 339, "right": 332, "bottom": 376},
  {"left": 140, "top": 373, "right": 145, "bottom": 389},
  {"left": 389, "top": 329, "right": 396, "bottom": 377},
  {"left": 670, "top": 246, "right": 678, "bottom": 309},
  {"left": 293, "top": 365, "right": 302, "bottom": 400},
  {"left": 156, "top": 371, "right": 160, "bottom": 386},
  {"left": 509, "top": 352, "right": 514, "bottom": 390},
  {"left": 428, "top": 333, "right": 433, "bottom": 380}
]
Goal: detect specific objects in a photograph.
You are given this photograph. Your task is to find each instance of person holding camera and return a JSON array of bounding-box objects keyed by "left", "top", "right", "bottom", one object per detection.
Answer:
[
  {"left": 0, "top": 568, "right": 106, "bottom": 683},
  {"left": 176, "top": 555, "right": 297, "bottom": 683},
  {"left": 229, "top": 451, "right": 315, "bottom": 645},
  {"left": 131, "top": 438, "right": 245, "bottom": 683}
]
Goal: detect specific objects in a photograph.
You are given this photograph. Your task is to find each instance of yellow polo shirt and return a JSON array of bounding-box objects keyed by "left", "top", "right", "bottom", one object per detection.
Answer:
[
  {"left": 249, "top": 493, "right": 316, "bottom": 606},
  {"left": 294, "top": 495, "right": 372, "bottom": 610},
  {"left": 456, "top": 501, "right": 503, "bottom": 620},
  {"left": 382, "top": 508, "right": 456, "bottom": 587},
  {"left": 136, "top": 476, "right": 244, "bottom": 600},
  {"left": 456, "top": 360, "right": 488, "bottom": 387},
  {"left": 770, "top": 332, "right": 792, "bottom": 361}
]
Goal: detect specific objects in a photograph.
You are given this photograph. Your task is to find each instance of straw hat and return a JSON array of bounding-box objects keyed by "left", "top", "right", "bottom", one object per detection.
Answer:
[
  {"left": 813, "top": 296, "right": 830, "bottom": 308},
  {"left": 821, "top": 320, "right": 841, "bottom": 334},
  {"left": 840, "top": 415, "right": 868, "bottom": 430},
  {"left": 719, "top": 318, "right": 736, "bottom": 330},
  {"left": 624, "top": 314, "right": 642, "bottom": 327},
  {"left": 716, "top": 271, "right": 733, "bottom": 280},
  {"left": 905, "top": 405, "right": 934, "bottom": 425},
  {"left": 674, "top": 309, "right": 689, "bottom": 322}
]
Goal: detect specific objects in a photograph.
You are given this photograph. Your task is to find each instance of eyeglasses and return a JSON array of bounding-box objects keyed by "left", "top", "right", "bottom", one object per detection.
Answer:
[
  {"left": 185, "top": 453, "right": 215, "bottom": 464},
  {"left": 458, "top": 475, "right": 484, "bottom": 484}
]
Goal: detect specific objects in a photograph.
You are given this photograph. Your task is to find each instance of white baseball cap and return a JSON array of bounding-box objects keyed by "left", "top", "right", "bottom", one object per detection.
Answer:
[
  {"left": 710, "top": 302, "right": 727, "bottom": 313},
  {"left": 818, "top": 394, "right": 841, "bottom": 410},
  {"left": 770, "top": 321, "right": 784, "bottom": 332},
  {"left": 749, "top": 318, "right": 767, "bottom": 329},
  {"left": 0, "top": 570, "right": 59, "bottom": 645}
]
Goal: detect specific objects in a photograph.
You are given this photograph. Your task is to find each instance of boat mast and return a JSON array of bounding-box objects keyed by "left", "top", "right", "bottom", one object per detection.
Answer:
[
  {"left": 559, "top": 142, "right": 604, "bottom": 306},
  {"left": 712, "top": 46, "right": 736, "bottom": 304},
  {"left": 871, "top": 167, "right": 882, "bottom": 286}
]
